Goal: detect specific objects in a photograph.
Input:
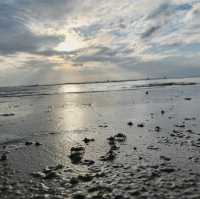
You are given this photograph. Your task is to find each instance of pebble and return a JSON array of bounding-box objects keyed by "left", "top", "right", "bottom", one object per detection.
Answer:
[
  {"left": 0, "top": 153, "right": 8, "bottom": 161},
  {"left": 137, "top": 123, "right": 144, "bottom": 128}
]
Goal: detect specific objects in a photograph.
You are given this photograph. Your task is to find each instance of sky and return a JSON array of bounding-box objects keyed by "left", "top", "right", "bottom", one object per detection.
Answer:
[{"left": 0, "top": 0, "right": 200, "bottom": 86}]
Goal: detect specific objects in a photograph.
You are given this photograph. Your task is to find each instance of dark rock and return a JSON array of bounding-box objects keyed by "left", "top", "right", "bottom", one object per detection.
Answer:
[
  {"left": 147, "top": 145, "right": 159, "bottom": 150},
  {"left": 69, "top": 146, "right": 85, "bottom": 164},
  {"left": 161, "top": 110, "right": 165, "bottom": 115},
  {"left": 25, "top": 141, "right": 33, "bottom": 146},
  {"left": 114, "top": 133, "right": 127, "bottom": 142},
  {"left": 155, "top": 126, "right": 161, "bottom": 132},
  {"left": 82, "top": 138, "right": 95, "bottom": 144},
  {"left": 35, "top": 142, "right": 42, "bottom": 146},
  {"left": 160, "top": 167, "right": 175, "bottom": 173},
  {"left": 1, "top": 113, "right": 15, "bottom": 117},
  {"left": 127, "top": 121, "right": 133, "bottom": 126},
  {"left": 99, "top": 124, "right": 108, "bottom": 128},
  {"left": 137, "top": 123, "right": 144, "bottom": 128},
  {"left": 0, "top": 153, "right": 7, "bottom": 161}
]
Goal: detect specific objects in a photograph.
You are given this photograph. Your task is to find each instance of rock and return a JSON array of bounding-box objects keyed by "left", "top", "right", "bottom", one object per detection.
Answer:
[
  {"left": 114, "top": 133, "right": 127, "bottom": 142},
  {"left": 25, "top": 141, "right": 33, "bottom": 146},
  {"left": 160, "top": 167, "right": 175, "bottom": 173},
  {"left": 147, "top": 145, "right": 159, "bottom": 150},
  {"left": 127, "top": 121, "right": 133, "bottom": 126},
  {"left": 155, "top": 126, "right": 161, "bottom": 132},
  {"left": 184, "top": 97, "right": 192, "bottom": 101},
  {"left": 69, "top": 146, "right": 85, "bottom": 164},
  {"left": 137, "top": 123, "right": 144, "bottom": 128},
  {"left": 0, "top": 153, "right": 7, "bottom": 161},
  {"left": 82, "top": 138, "right": 95, "bottom": 144},
  {"left": 0, "top": 113, "right": 15, "bottom": 117},
  {"left": 99, "top": 124, "right": 108, "bottom": 128},
  {"left": 35, "top": 142, "right": 42, "bottom": 146}
]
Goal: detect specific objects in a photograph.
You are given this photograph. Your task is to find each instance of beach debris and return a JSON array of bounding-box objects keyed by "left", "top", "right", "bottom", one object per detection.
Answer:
[
  {"left": 184, "top": 117, "right": 196, "bottom": 121},
  {"left": 137, "top": 123, "right": 144, "bottom": 128},
  {"left": 114, "top": 133, "right": 127, "bottom": 142},
  {"left": 35, "top": 142, "right": 42, "bottom": 146},
  {"left": 127, "top": 121, "right": 133, "bottom": 126},
  {"left": 69, "top": 146, "right": 85, "bottom": 164},
  {"left": 155, "top": 126, "right": 161, "bottom": 132},
  {"left": 0, "top": 113, "right": 15, "bottom": 117},
  {"left": 174, "top": 124, "right": 185, "bottom": 128},
  {"left": 82, "top": 138, "right": 95, "bottom": 144},
  {"left": 25, "top": 141, "right": 33, "bottom": 146},
  {"left": 0, "top": 153, "right": 8, "bottom": 161},
  {"left": 184, "top": 97, "right": 192, "bottom": 101},
  {"left": 147, "top": 145, "right": 159, "bottom": 150},
  {"left": 161, "top": 110, "right": 165, "bottom": 115},
  {"left": 99, "top": 124, "right": 108, "bottom": 128}
]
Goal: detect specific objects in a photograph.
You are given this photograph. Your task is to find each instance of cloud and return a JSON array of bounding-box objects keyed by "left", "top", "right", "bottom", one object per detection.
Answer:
[
  {"left": 142, "top": 25, "right": 161, "bottom": 38},
  {"left": 0, "top": 2, "right": 65, "bottom": 55},
  {"left": 0, "top": 0, "right": 200, "bottom": 86}
]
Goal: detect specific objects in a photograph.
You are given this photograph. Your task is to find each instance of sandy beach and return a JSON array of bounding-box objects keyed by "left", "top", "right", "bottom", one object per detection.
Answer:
[{"left": 0, "top": 79, "right": 199, "bottom": 198}]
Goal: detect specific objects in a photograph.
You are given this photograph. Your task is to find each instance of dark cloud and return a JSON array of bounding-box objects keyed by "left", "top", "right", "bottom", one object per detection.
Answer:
[
  {"left": 0, "top": 2, "right": 65, "bottom": 55},
  {"left": 6, "top": 0, "right": 79, "bottom": 21},
  {"left": 141, "top": 25, "right": 161, "bottom": 38},
  {"left": 148, "top": 2, "right": 192, "bottom": 19}
]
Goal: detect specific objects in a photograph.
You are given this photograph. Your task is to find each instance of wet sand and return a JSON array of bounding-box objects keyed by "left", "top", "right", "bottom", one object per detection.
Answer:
[{"left": 0, "top": 82, "right": 200, "bottom": 198}]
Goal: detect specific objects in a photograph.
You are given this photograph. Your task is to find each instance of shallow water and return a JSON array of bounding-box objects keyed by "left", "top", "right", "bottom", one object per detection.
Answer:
[{"left": 0, "top": 76, "right": 200, "bottom": 98}]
